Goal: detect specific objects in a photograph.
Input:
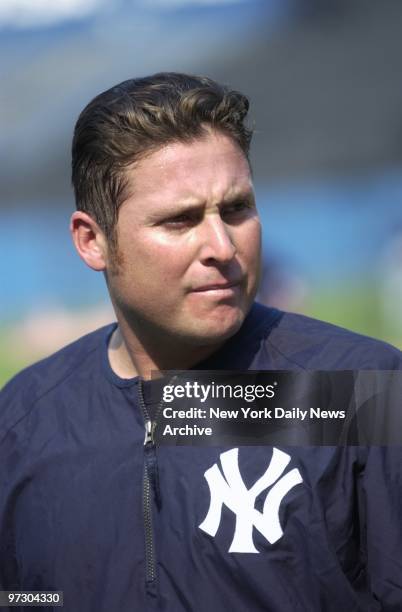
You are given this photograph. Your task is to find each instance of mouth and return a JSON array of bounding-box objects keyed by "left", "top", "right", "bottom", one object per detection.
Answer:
[{"left": 192, "top": 280, "right": 242, "bottom": 293}]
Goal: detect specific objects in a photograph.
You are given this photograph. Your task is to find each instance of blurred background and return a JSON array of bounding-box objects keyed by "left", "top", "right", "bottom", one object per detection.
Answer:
[{"left": 2, "top": 0, "right": 402, "bottom": 387}]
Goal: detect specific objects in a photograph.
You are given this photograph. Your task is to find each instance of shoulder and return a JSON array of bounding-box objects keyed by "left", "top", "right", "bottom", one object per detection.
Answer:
[
  {"left": 253, "top": 304, "right": 402, "bottom": 370},
  {"left": 0, "top": 324, "right": 115, "bottom": 434}
]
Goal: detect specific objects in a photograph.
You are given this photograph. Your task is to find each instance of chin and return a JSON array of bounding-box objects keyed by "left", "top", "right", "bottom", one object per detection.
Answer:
[{"left": 183, "top": 307, "right": 246, "bottom": 346}]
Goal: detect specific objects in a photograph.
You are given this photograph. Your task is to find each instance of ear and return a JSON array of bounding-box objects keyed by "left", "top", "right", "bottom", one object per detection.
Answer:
[{"left": 70, "top": 211, "right": 108, "bottom": 271}]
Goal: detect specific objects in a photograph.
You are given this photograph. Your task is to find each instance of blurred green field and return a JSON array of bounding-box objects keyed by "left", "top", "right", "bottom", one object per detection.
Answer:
[
  {"left": 1, "top": 283, "right": 402, "bottom": 390},
  {"left": 307, "top": 284, "right": 393, "bottom": 343},
  {"left": 306, "top": 284, "right": 402, "bottom": 349},
  {"left": 0, "top": 346, "right": 27, "bottom": 389}
]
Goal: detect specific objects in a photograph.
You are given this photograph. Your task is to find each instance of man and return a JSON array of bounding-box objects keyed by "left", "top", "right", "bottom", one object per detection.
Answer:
[{"left": 1, "top": 73, "right": 402, "bottom": 611}]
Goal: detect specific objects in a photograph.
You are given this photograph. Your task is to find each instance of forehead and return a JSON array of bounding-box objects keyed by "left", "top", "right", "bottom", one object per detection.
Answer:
[{"left": 122, "top": 131, "right": 253, "bottom": 208}]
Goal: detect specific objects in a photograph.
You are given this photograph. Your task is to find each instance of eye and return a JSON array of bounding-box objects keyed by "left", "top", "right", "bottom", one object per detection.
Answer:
[
  {"left": 162, "top": 213, "right": 196, "bottom": 228},
  {"left": 222, "top": 200, "right": 253, "bottom": 220}
]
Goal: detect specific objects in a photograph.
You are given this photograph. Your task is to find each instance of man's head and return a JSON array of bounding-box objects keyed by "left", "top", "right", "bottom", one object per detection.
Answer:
[
  {"left": 71, "top": 72, "right": 252, "bottom": 250},
  {"left": 71, "top": 73, "right": 261, "bottom": 356}
]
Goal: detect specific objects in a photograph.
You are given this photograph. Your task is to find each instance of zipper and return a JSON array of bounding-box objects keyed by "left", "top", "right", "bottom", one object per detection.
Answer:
[
  {"left": 138, "top": 380, "right": 158, "bottom": 586},
  {"left": 142, "top": 463, "right": 155, "bottom": 584},
  {"left": 138, "top": 375, "right": 178, "bottom": 587}
]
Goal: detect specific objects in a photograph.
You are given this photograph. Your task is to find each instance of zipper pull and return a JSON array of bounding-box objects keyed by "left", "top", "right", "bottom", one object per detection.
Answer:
[
  {"left": 143, "top": 420, "right": 162, "bottom": 509},
  {"left": 144, "top": 420, "right": 153, "bottom": 446},
  {"left": 144, "top": 420, "right": 159, "bottom": 446}
]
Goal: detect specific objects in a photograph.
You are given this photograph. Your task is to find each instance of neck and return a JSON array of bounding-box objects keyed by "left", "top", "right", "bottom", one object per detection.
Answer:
[{"left": 108, "top": 318, "right": 223, "bottom": 380}]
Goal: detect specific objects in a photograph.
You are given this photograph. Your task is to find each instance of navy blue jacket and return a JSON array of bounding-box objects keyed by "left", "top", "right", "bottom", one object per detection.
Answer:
[{"left": 1, "top": 303, "right": 402, "bottom": 611}]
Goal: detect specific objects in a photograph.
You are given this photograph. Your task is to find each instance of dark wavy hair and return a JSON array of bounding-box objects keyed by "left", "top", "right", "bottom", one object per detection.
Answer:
[{"left": 71, "top": 72, "right": 253, "bottom": 247}]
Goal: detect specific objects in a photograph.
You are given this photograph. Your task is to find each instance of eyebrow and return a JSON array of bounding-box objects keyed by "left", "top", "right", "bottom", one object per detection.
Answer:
[
  {"left": 221, "top": 191, "right": 255, "bottom": 205},
  {"left": 151, "top": 190, "right": 255, "bottom": 217}
]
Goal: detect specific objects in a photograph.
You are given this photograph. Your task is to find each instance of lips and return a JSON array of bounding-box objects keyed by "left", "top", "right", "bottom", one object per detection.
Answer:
[{"left": 192, "top": 280, "right": 242, "bottom": 292}]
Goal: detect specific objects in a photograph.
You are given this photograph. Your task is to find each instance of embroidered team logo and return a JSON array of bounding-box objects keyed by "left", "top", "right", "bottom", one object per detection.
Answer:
[{"left": 199, "top": 448, "right": 303, "bottom": 553}]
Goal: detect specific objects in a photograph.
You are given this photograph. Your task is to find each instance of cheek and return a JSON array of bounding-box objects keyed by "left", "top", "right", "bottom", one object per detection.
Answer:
[
  {"left": 237, "top": 219, "right": 262, "bottom": 263},
  {"left": 129, "top": 235, "right": 192, "bottom": 284}
]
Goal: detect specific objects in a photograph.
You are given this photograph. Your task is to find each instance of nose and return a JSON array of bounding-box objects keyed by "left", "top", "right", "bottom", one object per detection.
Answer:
[{"left": 199, "top": 215, "right": 237, "bottom": 265}]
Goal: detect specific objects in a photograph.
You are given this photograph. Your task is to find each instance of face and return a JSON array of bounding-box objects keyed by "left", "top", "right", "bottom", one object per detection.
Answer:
[{"left": 106, "top": 130, "right": 262, "bottom": 347}]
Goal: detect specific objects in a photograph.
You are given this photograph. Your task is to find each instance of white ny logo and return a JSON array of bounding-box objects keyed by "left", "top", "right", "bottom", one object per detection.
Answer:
[{"left": 199, "top": 448, "right": 303, "bottom": 553}]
